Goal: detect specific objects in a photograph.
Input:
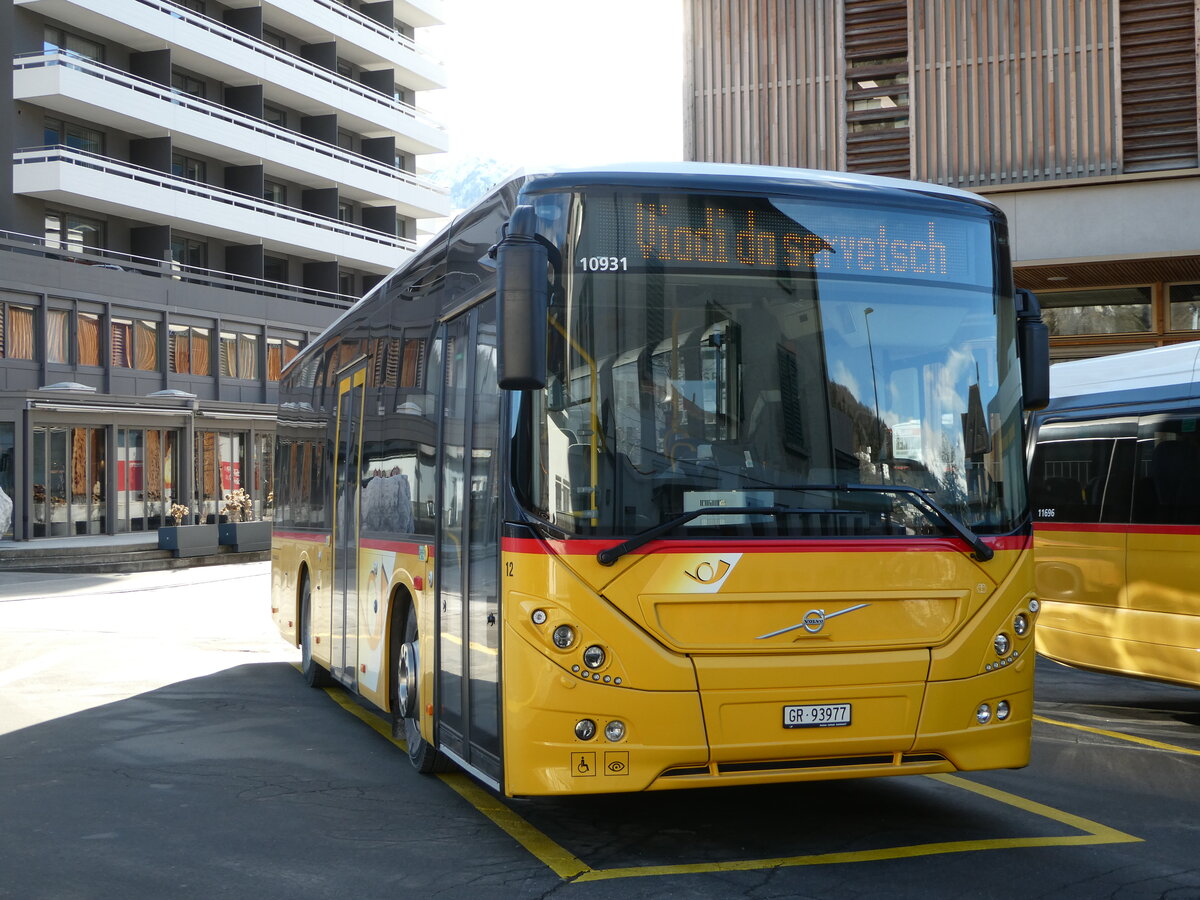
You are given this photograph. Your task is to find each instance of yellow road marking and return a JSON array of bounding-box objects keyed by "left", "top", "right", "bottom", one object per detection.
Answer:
[
  {"left": 319, "top": 683, "right": 590, "bottom": 880},
  {"left": 1035, "top": 714, "right": 1200, "bottom": 757},
  {"left": 313, "top": 675, "right": 1140, "bottom": 883}
]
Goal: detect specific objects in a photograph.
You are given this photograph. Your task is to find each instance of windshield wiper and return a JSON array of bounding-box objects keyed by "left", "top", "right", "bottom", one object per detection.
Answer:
[
  {"left": 593, "top": 483, "right": 993, "bottom": 566},
  {"left": 596, "top": 506, "right": 805, "bottom": 566}
]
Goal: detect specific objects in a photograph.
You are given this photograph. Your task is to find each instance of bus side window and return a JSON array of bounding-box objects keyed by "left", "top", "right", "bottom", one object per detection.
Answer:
[
  {"left": 1133, "top": 416, "right": 1200, "bottom": 525},
  {"left": 1030, "top": 433, "right": 1114, "bottom": 523}
]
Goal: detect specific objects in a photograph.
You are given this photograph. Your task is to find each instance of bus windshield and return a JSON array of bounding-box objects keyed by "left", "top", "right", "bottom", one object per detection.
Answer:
[{"left": 518, "top": 188, "right": 1027, "bottom": 539}]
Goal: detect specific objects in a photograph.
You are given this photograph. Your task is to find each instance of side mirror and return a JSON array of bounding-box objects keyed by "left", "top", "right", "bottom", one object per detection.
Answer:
[
  {"left": 495, "top": 205, "right": 549, "bottom": 390},
  {"left": 1015, "top": 288, "right": 1050, "bottom": 411}
]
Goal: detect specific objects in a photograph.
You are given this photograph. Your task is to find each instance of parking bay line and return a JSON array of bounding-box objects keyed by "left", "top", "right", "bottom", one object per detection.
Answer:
[
  {"left": 1035, "top": 714, "right": 1200, "bottom": 757},
  {"left": 318, "top": 683, "right": 1140, "bottom": 883}
]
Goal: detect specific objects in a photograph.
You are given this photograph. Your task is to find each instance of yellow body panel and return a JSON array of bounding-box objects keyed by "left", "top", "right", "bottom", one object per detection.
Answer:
[
  {"left": 1035, "top": 524, "right": 1200, "bottom": 688},
  {"left": 271, "top": 531, "right": 433, "bottom": 715},
  {"left": 502, "top": 539, "right": 1036, "bottom": 795}
]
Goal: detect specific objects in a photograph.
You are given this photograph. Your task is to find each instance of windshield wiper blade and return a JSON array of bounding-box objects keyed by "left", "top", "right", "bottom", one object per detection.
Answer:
[
  {"left": 840, "top": 483, "right": 994, "bottom": 562},
  {"left": 596, "top": 506, "right": 796, "bottom": 566},
  {"left": 593, "top": 484, "right": 993, "bottom": 566}
]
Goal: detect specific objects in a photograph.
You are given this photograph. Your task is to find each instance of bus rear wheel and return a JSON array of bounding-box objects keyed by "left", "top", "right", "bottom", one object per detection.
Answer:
[
  {"left": 392, "top": 604, "right": 449, "bottom": 773},
  {"left": 299, "top": 573, "right": 332, "bottom": 688}
]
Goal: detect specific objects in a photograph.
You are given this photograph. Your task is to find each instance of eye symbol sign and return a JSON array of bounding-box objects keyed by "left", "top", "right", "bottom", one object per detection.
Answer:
[
  {"left": 607, "top": 759, "right": 626, "bottom": 773},
  {"left": 685, "top": 560, "right": 731, "bottom": 584}
]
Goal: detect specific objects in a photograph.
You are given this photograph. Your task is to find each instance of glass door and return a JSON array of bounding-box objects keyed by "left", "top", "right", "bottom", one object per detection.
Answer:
[
  {"left": 331, "top": 366, "right": 367, "bottom": 687},
  {"left": 436, "top": 299, "right": 502, "bottom": 782}
]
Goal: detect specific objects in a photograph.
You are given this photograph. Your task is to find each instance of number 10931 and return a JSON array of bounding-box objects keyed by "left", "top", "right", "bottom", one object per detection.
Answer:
[{"left": 578, "top": 256, "right": 627, "bottom": 272}]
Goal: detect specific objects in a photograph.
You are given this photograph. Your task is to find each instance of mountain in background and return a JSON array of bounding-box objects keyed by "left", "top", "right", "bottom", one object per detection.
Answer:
[{"left": 425, "top": 156, "right": 516, "bottom": 211}]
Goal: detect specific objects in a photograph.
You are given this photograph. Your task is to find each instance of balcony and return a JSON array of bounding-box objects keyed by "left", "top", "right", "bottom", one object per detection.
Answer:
[
  {"left": 13, "top": 146, "right": 415, "bottom": 273},
  {"left": 14, "top": 0, "right": 449, "bottom": 148},
  {"left": 14, "top": 52, "right": 452, "bottom": 218},
  {"left": 225, "top": 0, "right": 446, "bottom": 80}
]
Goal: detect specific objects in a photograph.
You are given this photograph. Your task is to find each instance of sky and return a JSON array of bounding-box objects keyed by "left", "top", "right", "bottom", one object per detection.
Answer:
[{"left": 418, "top": 0, "right": 685, "bottom": 176}]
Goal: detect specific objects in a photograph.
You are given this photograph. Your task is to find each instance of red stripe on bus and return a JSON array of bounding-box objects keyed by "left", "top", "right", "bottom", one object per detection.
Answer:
[
  {"left": 500, "top": 534, "right": 1029, "bottom": 556},
  {"left": 1034, "top": 522, "right": 1200, "bottom": 536}
]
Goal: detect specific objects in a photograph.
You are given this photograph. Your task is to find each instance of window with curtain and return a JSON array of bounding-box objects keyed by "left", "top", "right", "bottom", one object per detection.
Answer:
[
  {"left": 2, "top": 305, "right": 36, "bottom": 360},
  {"left": 77, "top": 312, "right": 101, "bottom": 366},
  {"left": 135, "top": 320, "right": 158, "bottom": 371},
  {"left": 220, "top": 331, "right": 259, "bottom": 380},
  {"left": 111, "top": 318, "right": 133, "bottom": 368},
  {"left": 170, "top": 324, "right": 211, "bottom": 375},
  {"left": 47, "top": 310, "right": 69, "bottom": 363}
]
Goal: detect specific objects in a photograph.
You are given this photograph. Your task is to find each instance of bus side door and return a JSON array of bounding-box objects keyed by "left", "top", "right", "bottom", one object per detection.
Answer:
[
  {"left": 436, "top": 299, "right": 502, "bottom": 784},
  {"left": 331, "top": 366, "right": 367, "bottom": 687}
]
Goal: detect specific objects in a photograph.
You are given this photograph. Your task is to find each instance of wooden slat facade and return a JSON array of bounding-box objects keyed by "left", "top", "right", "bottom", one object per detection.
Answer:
[
  {"left": 911, "top": 0, "right": 1120, "bottom": 187},
  {"left": 1120, "top": 0, "right": 1199, "bottom": 170},
  {"left": 683, "top": 0, "right": 842, "bottom": 168},
  {"left": 687, "top": 1, "right": 1200, "bottom": 185},
  {"left": 844, "top": 0, "right": 910, "bottom": 177}
]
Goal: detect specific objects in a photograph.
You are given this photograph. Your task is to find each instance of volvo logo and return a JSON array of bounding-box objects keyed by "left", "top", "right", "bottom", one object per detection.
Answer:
[{"left": 756, "top": 603, "right": 871, "bottom": 639}]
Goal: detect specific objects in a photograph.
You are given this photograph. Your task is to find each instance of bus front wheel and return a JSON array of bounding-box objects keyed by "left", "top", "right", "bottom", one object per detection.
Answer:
[
  {"left": 392, "top": 604, "right": 449, "bottom": 773},
  {"left": 299, "top": 573, "right": 332, "bottom": 688}
]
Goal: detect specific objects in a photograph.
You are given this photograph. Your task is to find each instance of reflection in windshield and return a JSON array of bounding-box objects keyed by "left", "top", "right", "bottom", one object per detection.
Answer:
[{"left": 520, "top": 190, "right": 1027, "bottom": 540}]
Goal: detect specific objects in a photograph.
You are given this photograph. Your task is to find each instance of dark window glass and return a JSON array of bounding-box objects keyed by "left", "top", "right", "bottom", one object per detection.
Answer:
[
  {"left": 1030, "top": 430, "right": 1115, "bottom": 524},
  {"left": 1132, "top": 414, "right": 1200, "bottom": 525}
]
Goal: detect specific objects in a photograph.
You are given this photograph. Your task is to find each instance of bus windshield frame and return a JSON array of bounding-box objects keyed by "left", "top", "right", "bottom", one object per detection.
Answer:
[{"left": 512, "top": 185, "right": 1028, "bottom": 542}]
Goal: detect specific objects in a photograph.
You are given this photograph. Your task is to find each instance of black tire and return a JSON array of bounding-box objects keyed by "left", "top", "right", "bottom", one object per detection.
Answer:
[
  {"left": 391, "top": 603, "right": 451, "bottom": 773},
  {"left": 299, "top": 573, "right": 333, "bottom": 688}
]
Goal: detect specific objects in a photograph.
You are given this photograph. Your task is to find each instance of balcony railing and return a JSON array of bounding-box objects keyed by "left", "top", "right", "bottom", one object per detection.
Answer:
[
  {"left": 14, "top": 145, "right": 418, "bottom": 257},
  {"left": 30, "top": 0, "right": 447, "bottom": 125},
  {"left": 142, "top": 0, "right": 446, "bottom": 110},
  {"left": 14, "top": 51, "right": 450, "bottom": 208},
  {"left": 0, "top": 228, "right": 358, "bottom": 310},
  {"left": 309, "top": 0, "right": 443, "bottom": 64}
]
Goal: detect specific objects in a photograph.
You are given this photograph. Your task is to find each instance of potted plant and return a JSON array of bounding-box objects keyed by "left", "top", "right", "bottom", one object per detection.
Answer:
[
  {"left": 157, "top": 501, "right": 219, "bottom": 557},
  {"left": 217, "top": 488, "right": 271, "bottom": 552}
]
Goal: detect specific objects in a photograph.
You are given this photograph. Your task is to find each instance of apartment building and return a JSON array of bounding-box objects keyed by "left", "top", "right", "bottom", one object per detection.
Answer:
[
  {"left": 684, "top": 0, "right": 1200, "bottom": 361},
  {"left": 0, "top": 0, "right": 450, "bottom": 540}
]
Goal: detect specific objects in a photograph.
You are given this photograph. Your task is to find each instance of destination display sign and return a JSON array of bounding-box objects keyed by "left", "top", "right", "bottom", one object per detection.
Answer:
[{"left": 574, "top": 192, "right": 991, "bottom": 287}]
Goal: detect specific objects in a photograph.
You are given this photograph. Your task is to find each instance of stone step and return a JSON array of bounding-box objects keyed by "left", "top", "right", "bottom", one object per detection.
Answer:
[{"left": 0, "top": 543, "right": 268, "bottom": 574}]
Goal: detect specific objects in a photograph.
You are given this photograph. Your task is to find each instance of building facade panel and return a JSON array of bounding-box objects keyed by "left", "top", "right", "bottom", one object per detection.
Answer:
[
  {"left": 0, "top": 0, "right": 448, "bottom": 541},
  {"left": 684, "top": 0, "right": 1200, "bottom": 361}
]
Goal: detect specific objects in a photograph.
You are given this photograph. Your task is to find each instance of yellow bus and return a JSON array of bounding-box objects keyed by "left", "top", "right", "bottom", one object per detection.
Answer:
[
  {"left": 1029, "top": 342, "right": 1200, "bottom": 688},
  {"left": 271, "top": 163, "right": 1050, "bottom": 796}
]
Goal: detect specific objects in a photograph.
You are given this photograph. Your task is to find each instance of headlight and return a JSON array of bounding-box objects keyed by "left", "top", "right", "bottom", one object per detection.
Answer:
[
  {"left": 604, "top": 720, "right": 626, "bottom": 742},
  {"left": 996, "top": 700, "right": 1011, "bottom": 721},
  {"left": 1013, "top": 613, "right": 1030, "bottom": 637},
  {"left": 994, "top": 633, "right": 1011, "bottom": 656},
  {"left": 531, "top": 609, "right": 547, "bottom": 625},
  {"left": 583, "top": 645, "right": 606, "bottom": 669},
  {"left": 575, "top": 719, "right": 596, "bottom": 740},
  {"left": 553, "top": 625, "right": 576, "bottom": 649},
  {"left": 976, "top": 703, "right": 992, "bottom": 724}
]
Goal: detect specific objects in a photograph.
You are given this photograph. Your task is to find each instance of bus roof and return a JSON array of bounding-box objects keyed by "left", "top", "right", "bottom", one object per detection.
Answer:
[
  {"left": 518, "top": 161, "right": 994, "bottom": 207},
  {"left": 1045, "top": 342, "right": 1200, "bottom": 410}
]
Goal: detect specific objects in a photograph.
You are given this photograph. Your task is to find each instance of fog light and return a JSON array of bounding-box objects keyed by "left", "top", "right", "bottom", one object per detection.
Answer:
[
  {"left": 976, "top": 703, "right": 992, "bottom": 724},
  {"left": 1029, "top": 598, "right": 1041, "bottom": 614},
  {"left": 1013, "top": 613, "right": 1030, "bottom": 637},
  {"left": 996, "top": 700, "right": 1011, "bottom": 721},
  {"left": 604, "top": 720, "right": 626, "bottom": 742},
  {"left": 531, "top": 609, "right": 547, "bottom": 625},
  {"left": 583, "top": 645, "right": 606, "bottom": 669},
  {"left": 994, "top": 633, "right": 1011, "bottom": 656},
  {"left": 575, "top": 719, "right": 596, "bottom": 740},
  {"left": 553, "top": 625, "right": 576, "bottom": 649}
]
